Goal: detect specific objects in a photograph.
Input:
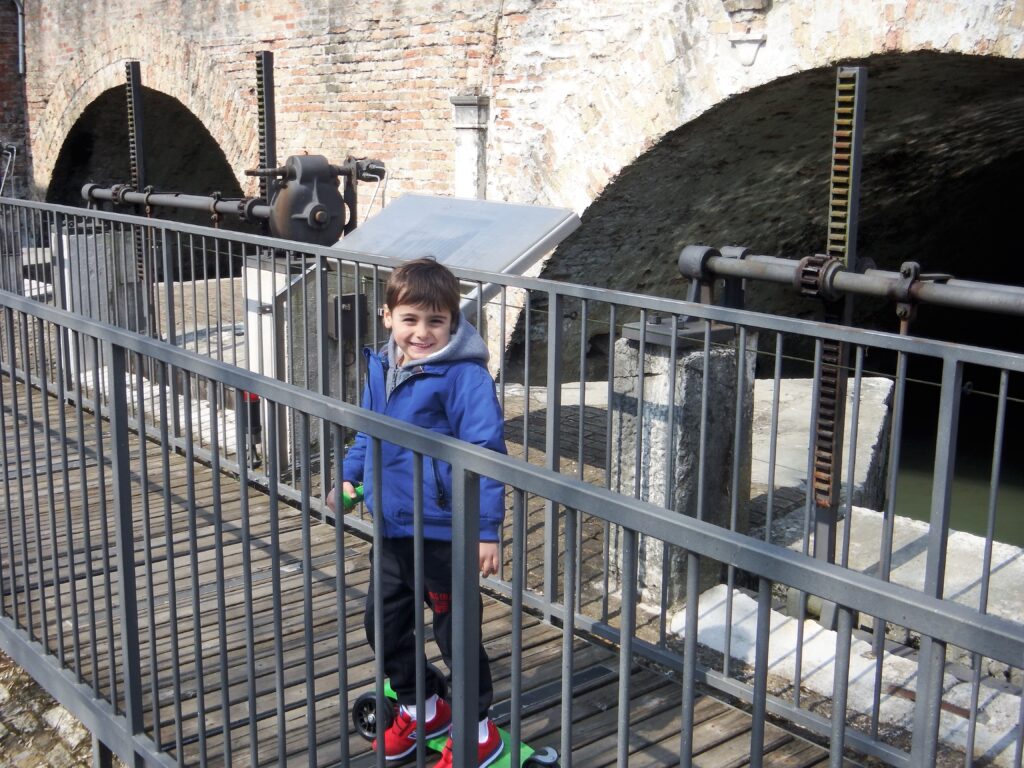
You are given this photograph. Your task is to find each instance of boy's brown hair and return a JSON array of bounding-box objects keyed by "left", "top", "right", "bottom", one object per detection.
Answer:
[{"left": 385, "top": 257, "right": 461, "bottom": 320}]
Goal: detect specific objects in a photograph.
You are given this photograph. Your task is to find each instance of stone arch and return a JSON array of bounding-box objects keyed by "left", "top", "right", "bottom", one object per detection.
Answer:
[
  {"left": 487, "top": 0, "right": 1024, "bottom": 220},
  {"left": 539, "top": 49, "right": 1024, "bottom": 352},
  {"left": 30, "top": 22, "right": 258, "bottom": 198}
]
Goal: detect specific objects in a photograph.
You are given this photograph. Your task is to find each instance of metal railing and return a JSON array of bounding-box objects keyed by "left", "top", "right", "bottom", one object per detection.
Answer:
[{"left": 1, "top": 197, "right": 1023, "bottom": 767}]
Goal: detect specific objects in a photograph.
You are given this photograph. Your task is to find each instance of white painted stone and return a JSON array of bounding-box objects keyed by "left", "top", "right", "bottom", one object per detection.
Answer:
[
  {"left": 43, "top": 705, "right": 89, "bottom": 749},
  {"left": 671, "top": 582, "right": 1023, "bottom": 767}
]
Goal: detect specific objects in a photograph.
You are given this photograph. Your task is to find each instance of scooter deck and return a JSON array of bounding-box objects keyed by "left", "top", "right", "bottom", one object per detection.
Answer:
[
  {"left": 418, "top": 728, "right": 542, "bottom": 766},
  {"left": 367, "top": 680, "right": 557, "bottom": 766}
]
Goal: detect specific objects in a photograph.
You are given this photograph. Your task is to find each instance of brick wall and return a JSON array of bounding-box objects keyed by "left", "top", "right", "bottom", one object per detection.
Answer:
[
  {"left": 17, "top": 0, "right": 1024, "bottom": 217},
  {"left": 0, "top": 1, "right": 26, "bottom": 197}
]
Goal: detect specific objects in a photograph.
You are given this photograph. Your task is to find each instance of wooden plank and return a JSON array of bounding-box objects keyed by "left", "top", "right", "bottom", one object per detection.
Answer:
[{"left": 0, "top": 386, "right": 856, "bottom": 768}]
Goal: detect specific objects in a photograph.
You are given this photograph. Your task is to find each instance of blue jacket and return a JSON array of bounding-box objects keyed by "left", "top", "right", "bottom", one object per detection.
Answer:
[{"left": 342, "top": 315, "right": 507, "bottom": 541}]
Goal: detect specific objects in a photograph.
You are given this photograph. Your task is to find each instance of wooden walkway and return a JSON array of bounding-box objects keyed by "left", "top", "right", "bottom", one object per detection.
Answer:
[{"left": 0, "top": 379, "right": 846, "bottom": 767}]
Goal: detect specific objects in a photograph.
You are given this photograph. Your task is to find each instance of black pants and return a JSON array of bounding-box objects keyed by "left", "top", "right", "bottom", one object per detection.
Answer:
[{"left": 365, "top": 537, "right": 494, "bottom": 720}]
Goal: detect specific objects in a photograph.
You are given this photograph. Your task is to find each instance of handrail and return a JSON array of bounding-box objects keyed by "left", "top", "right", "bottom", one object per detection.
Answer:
[{"left": 1, "top": 285, "right": 1020, "bottom": 666}]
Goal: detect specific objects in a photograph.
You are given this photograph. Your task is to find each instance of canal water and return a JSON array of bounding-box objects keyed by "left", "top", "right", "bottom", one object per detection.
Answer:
[{"left": 891, "top": 373, "right": 1023, "bottom": 548}]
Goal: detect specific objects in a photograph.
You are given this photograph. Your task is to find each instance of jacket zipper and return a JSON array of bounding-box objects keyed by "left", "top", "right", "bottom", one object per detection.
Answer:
[
  {"left": 373, "top": 352, "right": 448, "bottom": 508},
  {"left": 432, "top": 459, "right": 448, "bottom": 508}
]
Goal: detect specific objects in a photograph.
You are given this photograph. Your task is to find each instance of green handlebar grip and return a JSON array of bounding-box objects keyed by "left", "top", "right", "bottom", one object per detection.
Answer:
[{"left": 342, "top": 484, "right": 364, "bottom": 511}]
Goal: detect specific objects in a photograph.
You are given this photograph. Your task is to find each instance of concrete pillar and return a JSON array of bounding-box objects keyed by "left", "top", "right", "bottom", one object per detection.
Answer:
[
  {"left": 610, "top": 330, "right": 757, "bottom": 609},
  {"left": 451, "top": 94, "right": 489, "bottom": 199}
]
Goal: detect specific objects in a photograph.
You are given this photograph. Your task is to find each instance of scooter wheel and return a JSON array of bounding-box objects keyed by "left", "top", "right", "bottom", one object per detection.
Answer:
[
  {"left": 524, "top": 746, "right": 559, "bottom": 766},
  {"left": 352, "top": 692, "right": 394, "bottom": 740}
]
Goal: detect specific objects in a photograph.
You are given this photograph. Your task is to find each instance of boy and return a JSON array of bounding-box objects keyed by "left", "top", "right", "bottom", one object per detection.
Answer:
[{"left": 328, "top": 257, "right": 506, "bottom": 767}]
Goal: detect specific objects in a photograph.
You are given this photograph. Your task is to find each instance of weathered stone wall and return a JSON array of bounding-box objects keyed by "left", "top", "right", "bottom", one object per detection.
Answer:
[{"left": 14, "top": 0, "right": 1024, "bottom": 212}]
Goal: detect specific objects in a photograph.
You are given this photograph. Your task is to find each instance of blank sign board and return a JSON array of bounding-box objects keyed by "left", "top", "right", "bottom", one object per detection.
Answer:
[{"left": 332, "top": 194, "right": 581, "bottom": 278}]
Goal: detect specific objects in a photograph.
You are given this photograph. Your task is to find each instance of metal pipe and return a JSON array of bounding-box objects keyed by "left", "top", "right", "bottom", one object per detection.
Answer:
[
  {"left": 82, "top": 184, "right": 271, "bottom": 221},
  {"left": 684, "top": 250, "right": 1024, "bottom": 318},
  {"left": 11, "top": 0, "right": 24, "bottom": 76}
]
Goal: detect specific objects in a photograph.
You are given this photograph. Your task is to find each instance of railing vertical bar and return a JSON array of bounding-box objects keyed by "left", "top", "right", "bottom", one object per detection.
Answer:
[
  {"left": 182, "top": 375, "right": 209, "bottom": 765},
  {"left": 266, "top": 400, "right": 288, "bottom": 767},
  {"left": 724, "top": 325, "right": 748, "bottom": 679},
  {"left": 679, "top": 548, "right": 699, "bottom": 768},
  {"left": 696, "top": 321, "right": 712, "bottom": 521},
  {"left": 209, "top": 385, "right": 233, "bottom": 766},
  {"left": 215, "top": 240, "right": 229, "bottom": 455},
  {"left": 544, "top": 290, "right": 564, "bottom": 619},
  {"left": 795, "top": 338, "right": 825, "bottom": 711},
  {"left": 601, "top": 304, "right": 617, "bottom": 622},
  {"left": 91, "top": 334, "right": 120, "bottom": 709},
  {"left": 158, "top": 361, "right": 185, "bottom": 759},
  {"left": 749, "top": 577, "right": 772, "bottom": 768},
  {"left": 659, "top": 314, "right": 679, "bottom": 645},
  {"left": 616, "top": 527, "right": 638, "bottom": 768},
  {"left": 911, "top": 357, "right": 963, "bottom": 766},
  {"left": 316, "top": 254, "right": 330, "bottom": 498},
  {"left": 764, "top": 332, "right": 784, "bottom": 538},
  {"left": 298, "top": 413, "right": 318, "bottom": 767},
  {"left": 371, "top": 436, "right": 386, "bottom": 768},
  {"left": 160, "top": 230, "right": 180, "bottom": 439},
  {"left": 522, "top": 291, "right": 531, "bottom": 464},
  {"left": 829, "top": 605, "right": 855, "bottom": 768},
  {"left": 871, "top": 348, "right": 908, "bottom": 736},
  {"left": 634, "top": 308, "right": 646, "bottom": 503},
  {"left": 452, "top": 466, "right": 481, "bottom": 768},
  {"left": 23, "top": 314, "right": 49, "bottom": 653},
  {"left": 70, "top": 328, "right": 98, "bottom": 693},
  {"left": 236, "top": 399, "right": 260, "bottom": 761},
  {"left": 413, "top": 453, "right": 426, "bottom": 768},
  {"left": 53, "top": 321, "right": 78, "bottom": 670},
  {"left": 576, "top": 300, "right": 588, "bottom": 606},
  {"left": 4, "top": 308, "right": 31, "bottom": 635},
  {"left": 561, "top": 506, "right": 578, "bottom": 766},
  {"left": 498, "top": 287, "right": 507, "bottom": 414},
  {"left": 133, "top": 350, "right": 160, "bottom": 749},
  {"left": 509, "top": 489, "right": 526, "bottom": 766},
  {"left": 841, "top": 346, "right": 865, "bottom": 568},
  {"left": 0, "top": 308, "right": 16, "bottom": 624},
  {"left": 331, "top": 425, "right": 349, "bottom": 768},
  {"left": 105, "top": 341, "right": 145, "bottom": 752},
  {"left": 1014, "top": 693, "right": 1024, "bottom": 768},
  {"left": 966, "top": 369, "right": 1008, "bottom": 766}
]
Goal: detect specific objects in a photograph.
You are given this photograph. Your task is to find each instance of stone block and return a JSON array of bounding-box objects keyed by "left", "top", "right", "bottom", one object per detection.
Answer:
[{"left": 609, "top": 330, "right": 757, "bottom": 609}]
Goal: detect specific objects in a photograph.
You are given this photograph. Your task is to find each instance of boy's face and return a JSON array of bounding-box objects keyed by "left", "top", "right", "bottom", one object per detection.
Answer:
[{"left": 383, "top": 302, "right": 454, "bottom": 362}]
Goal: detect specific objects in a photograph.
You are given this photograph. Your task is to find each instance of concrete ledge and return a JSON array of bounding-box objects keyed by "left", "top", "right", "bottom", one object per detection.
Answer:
[{"left": 750, "top": 377, "right": 893, "bottom": 510}]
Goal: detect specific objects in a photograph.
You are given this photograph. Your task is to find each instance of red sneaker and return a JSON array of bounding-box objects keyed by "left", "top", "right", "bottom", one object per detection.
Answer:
[
  {"left": 432, "top": 719, "right": 503, "bottom": 768},
  {"left": 373, "top": 698, "right": 452, "bottom": 760}
]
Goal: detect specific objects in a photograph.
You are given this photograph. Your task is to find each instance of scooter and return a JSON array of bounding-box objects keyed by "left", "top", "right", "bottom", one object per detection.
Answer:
[{"left": 351, "top": 662, "right": 559, "bottom": 765}]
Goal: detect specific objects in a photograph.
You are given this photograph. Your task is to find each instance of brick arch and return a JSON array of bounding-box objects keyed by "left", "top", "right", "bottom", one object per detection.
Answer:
[{"left": 31, "top": 23, "right": 258, "bottom": 197}]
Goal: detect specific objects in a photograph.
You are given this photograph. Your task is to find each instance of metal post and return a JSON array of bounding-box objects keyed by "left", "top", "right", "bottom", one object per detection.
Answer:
[
  {"left": 105, "top": 342, "right": 144, "bottom": 767},
  {"left": 452, "top": 468, "right": 481, "bottom": 768},
  {"left": 910, "top": 358, "right": 962, "bottom": 765}
]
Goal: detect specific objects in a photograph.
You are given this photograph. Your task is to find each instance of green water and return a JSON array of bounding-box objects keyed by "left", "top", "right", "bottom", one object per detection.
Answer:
[{"left": 890, "top": 376, "right": 1023, "bottom": 548}]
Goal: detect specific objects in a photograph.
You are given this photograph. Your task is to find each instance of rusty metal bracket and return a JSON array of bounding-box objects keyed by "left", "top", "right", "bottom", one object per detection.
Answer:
[{"left": 894, "top": 260, "right": 953, "bottom": 333}]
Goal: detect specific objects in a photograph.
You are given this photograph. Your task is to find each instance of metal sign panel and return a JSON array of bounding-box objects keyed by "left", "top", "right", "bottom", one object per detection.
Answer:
[{"left": 332, "top": 193, "right": 580, "bottom": 277}]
